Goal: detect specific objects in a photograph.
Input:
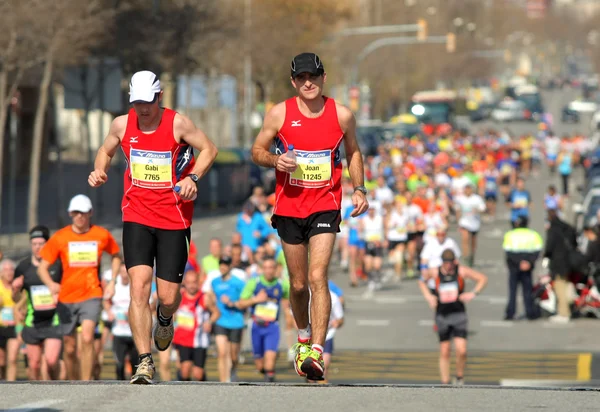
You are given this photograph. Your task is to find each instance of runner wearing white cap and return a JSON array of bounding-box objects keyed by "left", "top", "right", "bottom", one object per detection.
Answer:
[
  {"left": 37, "top": 194, "right": 122, "bottom": 380},
  {"left": 88, "top": 70, "right": 218, "bottom": 384}
]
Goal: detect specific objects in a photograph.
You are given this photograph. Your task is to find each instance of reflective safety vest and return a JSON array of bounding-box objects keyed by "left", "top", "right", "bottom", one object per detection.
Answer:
[{"left": 502, "top": 228, "right": 544, "bottom": 253}]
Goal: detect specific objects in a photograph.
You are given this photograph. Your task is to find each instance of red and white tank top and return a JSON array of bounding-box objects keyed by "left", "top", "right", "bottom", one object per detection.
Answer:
[
  {"left": 173, "top": 291, "right": 210, "bottom": 349},
  {"left": 273, "top": 96, "right": 344, "bottom": 218},
  {"left": 121, "top": 108, "right": 195, "bottom": 230}
]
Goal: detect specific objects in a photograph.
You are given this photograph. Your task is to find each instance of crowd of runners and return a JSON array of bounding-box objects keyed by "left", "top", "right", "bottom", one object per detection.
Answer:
[{"left": 0, "top": 55, "right": 591, "bottom": 385}]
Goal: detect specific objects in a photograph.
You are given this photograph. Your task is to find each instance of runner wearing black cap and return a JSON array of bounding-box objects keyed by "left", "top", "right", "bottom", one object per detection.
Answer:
[
  {"left": 251, "top": 52, "right": 368, "bottom": 380},
  {"left": 418, "top": 248, "right": 488, "bottom": 385},
  {"left": 12, "top": 226, "right": 64, "bottom": 380}
]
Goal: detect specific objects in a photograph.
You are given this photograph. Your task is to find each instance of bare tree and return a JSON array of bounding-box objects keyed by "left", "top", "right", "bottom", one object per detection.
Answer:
[
  {"left": 26, "top": 0, "right": 115, "bottom": 228},
  {"left": 0, "top": 0, "right": 45, "bottom": 225}
]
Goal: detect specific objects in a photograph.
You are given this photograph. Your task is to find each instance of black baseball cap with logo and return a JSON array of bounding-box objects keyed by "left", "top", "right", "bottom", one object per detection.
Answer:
[
  {"left": 219, "top": 256, "right": 232, "bottom": 266},
  {"left": 29, "top": 225, "right": 50, "bottom": 241},
  {"left": 291, "top": 52, "right": 325, "bottom": 78}
]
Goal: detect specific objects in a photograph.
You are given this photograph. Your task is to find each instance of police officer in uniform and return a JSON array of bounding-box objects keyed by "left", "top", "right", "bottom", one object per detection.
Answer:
[{"left": 502, "top": 216, "right": 543, "bottom": 320}]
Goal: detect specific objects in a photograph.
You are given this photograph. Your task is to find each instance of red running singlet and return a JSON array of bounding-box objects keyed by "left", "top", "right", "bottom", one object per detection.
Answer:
[
  {"left": 121, "top": 108, "right": 195, "bottom": 230},
  {"left": 173, "top": 291, "right": 209, "bottom": 349},
  {"left": 273, "top": 97, "right": 344, "bottom": 218}
]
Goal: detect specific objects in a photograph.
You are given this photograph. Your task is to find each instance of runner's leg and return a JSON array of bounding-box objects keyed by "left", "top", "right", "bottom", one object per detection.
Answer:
[
  {"left": 307, "top": 233, "right": 335, "bottom": 348},
  {"left": 26, "top": 343, "right": 43, "bottom": 380},
  {"left": 454, "top": 337, "right": 468, "bottom": 381},
  {"left": 439, "top": 341, "right": 451, "bottom": 384},
  {"left": 281, "top": 242, "right": 310, "bottom": 333},
  {"left": 128, "top": 265, "right": 154, "bottom": 355},
  {"left": 43, "top": 338, "right": 62, "bottom": 380}
]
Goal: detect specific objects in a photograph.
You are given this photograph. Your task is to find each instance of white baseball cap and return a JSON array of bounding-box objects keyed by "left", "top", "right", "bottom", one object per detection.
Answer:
[
  {"left": 129, "top": 70, "right": 161, "bottom": 103},
  {"left": 68, "top": 194, "right": 93, "bottom": 213}
]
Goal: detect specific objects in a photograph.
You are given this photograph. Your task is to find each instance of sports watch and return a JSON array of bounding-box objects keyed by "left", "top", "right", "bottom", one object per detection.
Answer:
[
  {"left": 354, "top": 185, "right": 367, "bottom": 195},
  {"left": 187, "top": 174, "right": 199, "bottom": 183}
]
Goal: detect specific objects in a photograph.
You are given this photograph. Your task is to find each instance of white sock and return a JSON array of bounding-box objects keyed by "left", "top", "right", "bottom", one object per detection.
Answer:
[{"left": 298, "top": 324, "right": 311, "bottom": 342}]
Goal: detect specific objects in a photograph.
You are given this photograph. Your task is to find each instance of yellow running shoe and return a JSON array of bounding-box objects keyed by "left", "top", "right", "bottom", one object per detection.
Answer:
[
  {"left": 292, "top": 341, "right": 311, "bottom": 377},
  {"left": 295, "top": 345, "right": 325, "bottom": 380}
]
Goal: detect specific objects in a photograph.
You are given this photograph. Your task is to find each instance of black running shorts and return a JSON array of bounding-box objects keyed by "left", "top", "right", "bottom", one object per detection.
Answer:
[
  {"left": 122, "top": 221, "right": 191, "bottom": 284},
  {"left": 271, "top": 210, "right": 341, "bottom": 245}
]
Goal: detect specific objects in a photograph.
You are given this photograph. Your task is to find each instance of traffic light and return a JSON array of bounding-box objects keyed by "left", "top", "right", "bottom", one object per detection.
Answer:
[
  {"left": 417, "top": 19, "right": 427, "bottom": 42},
  {"left": 446, "top": 32, "right": 456, "bottom": 53}
]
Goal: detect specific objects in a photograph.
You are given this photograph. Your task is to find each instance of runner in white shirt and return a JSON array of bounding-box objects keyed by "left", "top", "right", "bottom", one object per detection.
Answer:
[
  {"left": 360, "top": 206, "right": 385, "bottom": 296},
  {"left": 454, "top": 183, "right": 486, "bottom": 267},
  {"left": 451, "top": 168, "right": 472, "bottom": 197},
  {"left": 385, "top": 197, "right": 410, "bottom": 282},
  {"left": 374, "top": 176, "right": 394, "bottom": 206},
  {"left": 544, "top": 133, "right": 561, "bottom": 175},
  {"left": 405, "top": 192, "right": 424, "bottom": 278},
  {"left": 420, "top": 226, "right": 462, "bottom": 291},
  {"left": 423, "top": 200, "right": 446, "bottom": 246},
  {"left": 103, "top": 264, "right": 138, "bottom": 380}
]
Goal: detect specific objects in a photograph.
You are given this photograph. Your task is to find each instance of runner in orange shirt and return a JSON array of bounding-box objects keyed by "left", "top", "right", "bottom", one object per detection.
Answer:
[{"left": 37, "top": 194, "right": 121, "bottom": 381}]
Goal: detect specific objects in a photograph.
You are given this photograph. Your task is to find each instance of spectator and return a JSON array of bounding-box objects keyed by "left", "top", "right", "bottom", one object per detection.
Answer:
[{"left": 543, "top": 208, "right": 578, "bottom": 323}]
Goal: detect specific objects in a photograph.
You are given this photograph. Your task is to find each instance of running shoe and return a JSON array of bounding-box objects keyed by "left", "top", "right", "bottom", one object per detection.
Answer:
[
  {"left": 153, "top": 307, "right": 174, "bottom": 351},
  {"left": 299, "top": 348, "right": 325, "bottom": 380},
  {"left": 130, "top": 357, "right": 155, "bottom": 384},
  {"left": 292, "top": 341, "right": 311, "bottom": 377}
]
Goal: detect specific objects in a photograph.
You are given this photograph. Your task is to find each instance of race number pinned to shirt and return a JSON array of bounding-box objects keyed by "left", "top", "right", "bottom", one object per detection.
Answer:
[
  {"left": 439, "top": 282, "right": 459, "bottom": 304},
  {"left": 175, "top": 309, "right": 195, "bottom": 330},
  {"left": 30, "top": 285, "right": 56, "bottom": 311},
  {"left": 68, "top": 241, "right": 98, "bottom": 267},
  {"left": 254, "top": 301, "right": 279, "bottom": 322},
  {"left": 0, "top": 307, "right": 15, "bottom": 326},
  {"left": 290, "top": 150, "right": 332, "bottom": 188},
  {"left": 115, "top": 309, "right": 129, "bottom": 327},
  {"left": 130, "top": 149, "right": 173, "bottom": 189}
]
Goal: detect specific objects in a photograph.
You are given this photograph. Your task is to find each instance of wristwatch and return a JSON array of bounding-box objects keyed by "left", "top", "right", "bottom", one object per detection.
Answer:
[
  {"left": 187, "top": 174, "right": 199, "bottom": 183},
  {"left": 354, "top": 185, "right": 367, "bottom": 195}
]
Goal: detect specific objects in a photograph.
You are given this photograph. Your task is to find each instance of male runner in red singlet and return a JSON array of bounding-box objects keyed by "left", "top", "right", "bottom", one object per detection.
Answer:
[
  {"left": 87, "top": 71, "right": 218, "bottom": 384},
  {"left": 251, "top": 53, "right": 369, "bottom": 380}
]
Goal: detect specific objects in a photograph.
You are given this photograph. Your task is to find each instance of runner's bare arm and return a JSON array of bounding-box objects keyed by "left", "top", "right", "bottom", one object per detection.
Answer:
[
  {"left": 338, "top": 104, "right": 368, "bottom": 217},
  {"left": 89, "top": 115, "right": 127, "bottom": 187},
  {"left": 175, "top": 114, "right": 218, "bottom": 180},
  {"left": 338, "top": 105, "right": 364, "bottom": 190},
  {"left": 251, "top": 102, "right": 287, "bottom": 169},
  {"left": 459, "top": 266, "right": 488, "bottom": 296}
]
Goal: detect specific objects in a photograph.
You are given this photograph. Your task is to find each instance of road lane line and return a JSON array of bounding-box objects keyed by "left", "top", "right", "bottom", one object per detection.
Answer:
[
  {"left": 577, "top": 353, "right": 592, "bottom": 381},
  {"left": 480, "top": 320, "right": 514, "bottom": 327},
  {"left": 357, "top": 319, "right": 391, "bottom": 327},
  {"left": 6, "top": 399, "right": 64, "bottom": 412},
  {"left": 418, "top": 320, "right": 434, "bottom": 326}
]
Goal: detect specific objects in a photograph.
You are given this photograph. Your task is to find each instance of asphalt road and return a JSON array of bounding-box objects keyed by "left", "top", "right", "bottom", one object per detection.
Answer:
[{"left": 1, "top": 383, "right": 599, "bottom": 412}]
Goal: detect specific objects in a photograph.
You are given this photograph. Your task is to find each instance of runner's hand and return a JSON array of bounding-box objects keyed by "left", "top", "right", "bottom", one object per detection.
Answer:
[
  {"left": 275, "top": 154, "right": 297, "bottom": 173},
  {"left": 50, "top": 282, "right": 61, "bottom": 304},
  {"left": 175, "top": 177, "right": 198, "bottom": 201},
  {"left": 203, "top": 321, "right": 212, "bottom": 334},
  {"left": 254, "top": 289, "right": 268, "bottom": 304},
  {"left": 351, "top": 191, "right": 369, "bottom": 217},
  {"left": 459, "top": 292, "right": 476, "bottom": 303},
  {"left": 11, "top": 275, "right": 23, "bottom": 293},
  {"left": 426, "top": 294, "right": 437, "bottom": 310},
  {"left": 88, "top": 169, "right": 108, "bottom": 187}
]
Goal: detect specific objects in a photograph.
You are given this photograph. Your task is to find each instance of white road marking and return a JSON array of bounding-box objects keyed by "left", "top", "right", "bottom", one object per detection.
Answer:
[
  {"left": 374, "top": 296, "right": 407, "bottom": 304},
  {"left": 210, "top": 222, "right": 223, "bottom": 230},
  {"left": 500, "top": 379, "right": 582, "bottom": 387},
  {"left": 418, "top": 319, "right": 434, "bottom": 326},
  {"left": 5, "top": 399, "right": 65, "bottom": 412},
  {"left": 542, "top": 322, "right": 575, "bottom": 328},
  {"left": 483, "top": 228, "right": 505, "bottom": 238},
  {"left": 480, "top": 320, "right": 514, "bottom": 328},
  {"left": 346, "top": 294, "right": 508, "bottom": 305},
  {"left": 357, "top": 319, "right": 391, "bottom": 327}
]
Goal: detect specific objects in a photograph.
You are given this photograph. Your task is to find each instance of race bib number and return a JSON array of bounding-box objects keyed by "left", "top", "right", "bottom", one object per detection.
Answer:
[
  {"left": 68, "top": 241, "right": 98, "bottom": 267},
  {"left": 485, "top": 180, "right": 497, "bottom": 191},
  {"left": 130, "top": 149, "right": 173, "bottom": 189},
  {"left": 254, "top": 301, "right": 279, "bottom": 322},
  {"left": 30, "top": 285, "right": 56, "bottom": 311},
  {"left": 396, "top": 226, "right": 407, "bottom": 235},
  {"left": 501, "top": 164, "right": 512, "bottom": 174},
  {"left": 175, "top": 309, "right": 196, "bottom": 330},
  {"left": 115, "top": 310, "right": 128, "bottom": 327},
  {"left": 513, "top": 197, "right": 528, "bottom": 208},
  {"left": 289, "top": 150, "right": 332, "bottom": 188},
  {"left": 366, "top": 233, "right": 382, "bottom": 242},
  {"left": 0, "top": 307, "right": 15, "bottom": 326},
  {"left": 439, "top": 282, "right": 459, "bottom": 304}
]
